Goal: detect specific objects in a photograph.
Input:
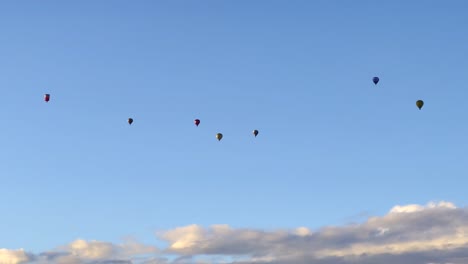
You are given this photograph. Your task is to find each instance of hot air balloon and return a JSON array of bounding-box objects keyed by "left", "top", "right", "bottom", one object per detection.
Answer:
[
  {"left": 373, "top": 77, "right": 379, "bottom": 85},
  {"left": 128, "top": 118, "right": 133, "bottom": 125},
  {"left": 253, "top": 130, "right": 259, "bottom": 137},
  {"left": 194, "top": 119, "right": 200, "bottom": 127},
  {"left": 44, "top": 94, "right": 50, "bottom": 102},
  {"left": 216, "top": 133, "right": 223, "bottom": 141},
  {"left": 416, "top": 100, "right": 424, "bottom": 110}
]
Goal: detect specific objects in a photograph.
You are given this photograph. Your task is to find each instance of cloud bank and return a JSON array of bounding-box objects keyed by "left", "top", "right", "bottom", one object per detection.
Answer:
[{"left": 2, "top": 201, "right": 468, "bottom": 264}]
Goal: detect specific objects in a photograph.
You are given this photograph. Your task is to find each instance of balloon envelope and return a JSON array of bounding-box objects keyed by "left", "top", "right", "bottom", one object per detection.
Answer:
[
  {"left": 373, "top": 77, "right": 379, "bottom": 85},
  {"left": 128, "top": 118, "right": 133, "bottom": 125},
  {"left": 194, "top": 119, "right": 200, "bottom": 126},
  {"left": 253, "top": 130, "right": 259, "bottom": 137},
  {"left": 44, "top": 94, "right": 50, "bottom": 102},
  {"left": 216, "top": 133, "right": 223, "bottom": 141},
  {"left": 416, "top": 100, "right": 424, "bottom": 110}
]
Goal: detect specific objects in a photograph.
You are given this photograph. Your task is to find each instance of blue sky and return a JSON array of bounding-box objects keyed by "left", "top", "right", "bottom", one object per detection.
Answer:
[{"left": 0, "top": 1, "right": 467, "bottom": 262}]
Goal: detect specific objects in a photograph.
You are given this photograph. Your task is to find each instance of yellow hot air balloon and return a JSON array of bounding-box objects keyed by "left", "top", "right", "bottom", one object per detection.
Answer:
[
  {"left": 216, "top": 133, "right": 223, "bottom": 141},
  {"left": 253, "top": 130, "right": 259, "bottom": 137},
  {"left": 416, "top": 100, "right": 424, "bottom": 110}
]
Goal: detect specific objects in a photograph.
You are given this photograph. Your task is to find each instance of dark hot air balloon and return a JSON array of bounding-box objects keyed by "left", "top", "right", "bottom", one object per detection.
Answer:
[
  {"left": 373, "top": 77, "right": 379, "bottom": 85},
  {"left": 128, "top": 118, "right": 133, "bottom": 125},
  {"left": 194, "top": 119, "right": 200, "bottom": 126},
  {"left": 216, "top": 133, "right": 223, "bottom": 141},
  {"left": 44, "top": 94, "right": 50, "bottom": 102},
  {"left": 253, "top": 130, "right": 259, "bottom": 137},
  {"left": 416, "top": 100, "right": 424, "bottom": 110}
]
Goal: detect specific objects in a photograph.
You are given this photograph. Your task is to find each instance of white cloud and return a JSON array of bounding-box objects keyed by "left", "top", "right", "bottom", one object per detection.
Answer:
[
  {"left": 0, "top": 249, "right": 30, "bottom": 264},
  {"left": 389, "top": 201, "right": 456, "bottom": 213},
  {"left": 162, "top": 224, "right": 205, "bottom": 251},
  {"left": 29, "top": 238, "right": 158, "bottom": 264},
  {"left": 158, "top": 200, "right": 468, "bottom": 263},
  {"left": 67, "top": 239, "right": 115, "bottom": 260},
  {"left": 3, "top": 201, "right": 468, "bottom": 264},
  {"left": 293, "top": 227, "right": 311, "bottom": 237}
]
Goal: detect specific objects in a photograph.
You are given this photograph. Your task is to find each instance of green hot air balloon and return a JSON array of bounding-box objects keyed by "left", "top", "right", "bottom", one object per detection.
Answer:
[{"left": 416, "top": 100, "right": 424, "bottom": 110}]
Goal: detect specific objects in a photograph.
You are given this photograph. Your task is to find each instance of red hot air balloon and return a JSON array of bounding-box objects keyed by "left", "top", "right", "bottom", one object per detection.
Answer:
[
  {"left": 44, "top": 94, "right": 50, "bottom": 102},
  {"left": 194, "top": 119, "right": 200, "bottom": 126}
]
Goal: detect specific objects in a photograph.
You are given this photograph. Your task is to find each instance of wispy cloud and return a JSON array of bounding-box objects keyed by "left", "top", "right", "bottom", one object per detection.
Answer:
[
  {"left": 5, "top": 239, "right": 159, "bottom": 264},
  {"left": 3, "top": 201, "right": 468, "bottom": 264}
]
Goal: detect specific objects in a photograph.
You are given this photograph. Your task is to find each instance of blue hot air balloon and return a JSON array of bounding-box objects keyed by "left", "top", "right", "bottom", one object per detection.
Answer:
[{"left": 373, "top": 77, "right": 379, "bottom": 85}]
